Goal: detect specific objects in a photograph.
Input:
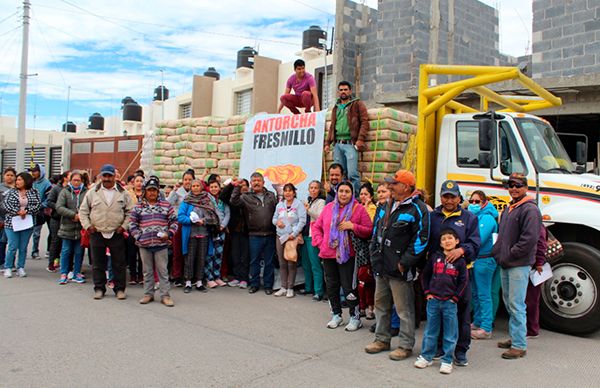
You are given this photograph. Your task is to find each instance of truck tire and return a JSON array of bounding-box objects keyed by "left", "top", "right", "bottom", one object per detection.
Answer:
[{"left": 540, "top": 242, "right": 600, "bottom": 335}]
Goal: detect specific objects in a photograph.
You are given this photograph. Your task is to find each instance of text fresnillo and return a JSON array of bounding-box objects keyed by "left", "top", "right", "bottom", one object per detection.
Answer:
[{"left": 252, "top": 113, "right": 317, "bottom": 150}]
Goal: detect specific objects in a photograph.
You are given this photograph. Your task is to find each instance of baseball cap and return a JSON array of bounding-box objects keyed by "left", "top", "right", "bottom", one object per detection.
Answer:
[
  {"left": 440, "top": 180, "right": 461, "bottom": 196},
  {"left": 144, "top": 177, "right": 160, "bottom": 190},
  {"left": 99, "top": 164, "right": 116, "bottom": 176},
  {"left": 508, "top": 173, "right": 528, "bottom": 186},
  {"left": 383, "top": 169, "right": 416, "bottom": 186}
]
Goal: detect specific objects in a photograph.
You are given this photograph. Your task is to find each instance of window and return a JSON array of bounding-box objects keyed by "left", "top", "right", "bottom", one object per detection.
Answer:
[
  {"left": 72, "top": 143, "right": 91, "bottom": 154},
  {"left": 94, "top": 141, "right": 114, "bottom": 153},
  {"left": 456, "top": 121, "right": 481, "bottom": 167},
  {"left": 499, "top": 122, "right": 527, "bottom": 176},
  {"left": 179, "top": 103, "right": 191, "bottom": 119},
  {"left": 315, "top": 65, "right": 334, "bottom": 109},
  {"left": 118, "top": 140, "right": 139, "bottom": 152},
  {"left": 235, "top": 89, "right": 252, "bottom": 115}
]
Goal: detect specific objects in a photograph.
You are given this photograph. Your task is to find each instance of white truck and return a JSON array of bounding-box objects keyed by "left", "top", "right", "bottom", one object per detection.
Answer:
[{"left": 415, "top": 65, "right": 600, "bottom": 335}]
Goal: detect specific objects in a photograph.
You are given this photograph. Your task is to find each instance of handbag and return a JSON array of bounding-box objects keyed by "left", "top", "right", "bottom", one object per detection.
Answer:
[
  {"left": 284, "top": 237, "right": 299, "bottom": 262},
  {"left": 350, "top": 231, "right": 371, "bottom": 267},
  {"left": 545, "top": 229, "right": 564, "bottom": 264}
]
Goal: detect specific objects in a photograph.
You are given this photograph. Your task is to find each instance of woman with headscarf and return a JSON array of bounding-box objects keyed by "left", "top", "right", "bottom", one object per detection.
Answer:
[
  {"left": 311, "top": 182, "right": 373, "bottom": 332},
  {"left": 178, "top": 179, "right": 219, "bottom": 293},
  {"left": 300, "top": 180, "right": 326, "bottom": 301}
]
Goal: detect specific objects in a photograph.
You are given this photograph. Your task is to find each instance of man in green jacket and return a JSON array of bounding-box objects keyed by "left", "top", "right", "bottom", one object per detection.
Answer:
[{"left": 324, "top": 81, "right": 369, "bottom": 196}]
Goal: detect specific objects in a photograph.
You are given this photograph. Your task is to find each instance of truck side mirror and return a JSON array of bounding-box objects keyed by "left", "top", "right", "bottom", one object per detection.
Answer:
[
  {"left": 576, "top": 141, "right": 587, "bottom": 166},
  {"left": 478, "top": 119, "right": 495, "bottom": 151},
  {"left": 478, "top": 152, "right": 491, "bottom": 168}
]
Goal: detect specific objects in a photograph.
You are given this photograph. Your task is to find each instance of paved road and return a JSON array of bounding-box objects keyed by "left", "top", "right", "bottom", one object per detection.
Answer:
[{"left": 1, "top": 252, "right": 599, "bottom": 387}]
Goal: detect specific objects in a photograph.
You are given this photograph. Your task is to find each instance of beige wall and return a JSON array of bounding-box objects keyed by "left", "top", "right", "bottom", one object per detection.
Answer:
[
  {"left": 253, "top": 56, "right": 282, "bottom": 114},
  {"left": 191, "top": 75, "right": 215, "bottom": 118}
]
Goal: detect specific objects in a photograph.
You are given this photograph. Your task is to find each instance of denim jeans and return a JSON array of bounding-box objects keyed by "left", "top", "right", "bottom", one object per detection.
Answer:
[
  {"left": 31, "top": 223, "right": 44, "bottom": 256},
  {"left": 248, "top": 235, "right": 275, "bottom": 288},
  {"left": 421, "top": 298, "right": 458, "bottom": 364},
  {"left": 4, "top": 227, "right": 34, "bottom": 269},
  {"left": 501, "top": 266, "right": 530, "bottom": 350},
  {"left": 472, "top": 257, "right": 497, "bottom": 332},
  {"left": 491, "top": 265, "right": 502, "bottom": 320},
  {"left": 333, "top": 143, "right": 361, "bottom": 195},
  {"left": 0, "top": 227, "right": 7, "bottom": 268},
  {"left": 60, "top": 238, "right": 83, "bottom": 276}
]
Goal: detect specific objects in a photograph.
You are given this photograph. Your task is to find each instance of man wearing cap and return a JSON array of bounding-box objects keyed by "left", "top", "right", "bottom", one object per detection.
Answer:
[
  {"left": 365, "top": 170, "right": 430, "bottom": 361},
  {"left": 129, "top": 177, "right": 178, "bottom": 307},
  {"left": 324, "top": 81, "right": 369, "bottom": 196},
  {"left": 492, "top": 173, "right": 541, "bottom": 359},
  {"left": 79, "top": 164, "right": 134, "bottom": 300},
  {"left": 428, "top": 180, "right": 480, "bottom": 367},
  {"left": 29, "top": 164, "right": 52, "bottom": 260}
]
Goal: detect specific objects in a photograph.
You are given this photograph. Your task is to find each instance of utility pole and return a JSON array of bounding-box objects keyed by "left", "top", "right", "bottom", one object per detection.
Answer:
[
  {"left": 16, "top": 0, "right": 30, "bottom": 172},
  {"left": 160, "top": 69, "right": 164, "bottom": 121}
]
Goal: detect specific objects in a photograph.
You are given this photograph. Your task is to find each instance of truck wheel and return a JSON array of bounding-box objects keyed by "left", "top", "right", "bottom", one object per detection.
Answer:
[{"left": 540, "top": 242, "right": 600, "bottom": 335}]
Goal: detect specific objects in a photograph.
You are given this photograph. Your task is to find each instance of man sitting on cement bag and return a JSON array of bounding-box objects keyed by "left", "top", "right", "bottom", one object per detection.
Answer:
[
  {"left": 278, "top": 59, "right": 320, "bottom": 114},
  {"left": 324, "top": 81, "right": 369, "bottom": 196}
]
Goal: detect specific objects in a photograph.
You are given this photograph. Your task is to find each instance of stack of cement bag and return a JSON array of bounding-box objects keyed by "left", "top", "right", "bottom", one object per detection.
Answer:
[
  {"left": 324, "top": 107, "right": 418, "bottom": 184},
  {"left": 149, "top": 115, "right": 249, "bottom": 186}
]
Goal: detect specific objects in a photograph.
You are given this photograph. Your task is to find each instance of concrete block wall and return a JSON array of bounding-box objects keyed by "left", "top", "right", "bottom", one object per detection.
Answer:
[{"left": 532, "top": 0, "right": 600, "bottom": 78}]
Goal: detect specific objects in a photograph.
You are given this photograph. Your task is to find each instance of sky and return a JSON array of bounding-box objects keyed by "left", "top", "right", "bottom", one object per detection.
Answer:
[{"left": 0, "top": 0, "right": 532, "bottom": 131}]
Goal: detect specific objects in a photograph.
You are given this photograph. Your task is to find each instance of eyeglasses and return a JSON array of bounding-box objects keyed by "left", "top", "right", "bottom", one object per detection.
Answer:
[
  {"left": 508, "top": 182, "right": 525, "bottom": 189},
  {"left": 469, "top": 199, "right": 481, "bottom": 204}
]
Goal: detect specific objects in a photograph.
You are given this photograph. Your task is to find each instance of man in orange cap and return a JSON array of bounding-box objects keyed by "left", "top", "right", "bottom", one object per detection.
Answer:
[{"left": 365, "top": 170, "right": 430, "bottom": 361}]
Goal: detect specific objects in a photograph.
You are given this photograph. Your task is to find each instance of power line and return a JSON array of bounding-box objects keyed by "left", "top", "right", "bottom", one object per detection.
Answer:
[
  {"left": 31, "top": 8, "right": 67, "bottom": 87},
  {"left": 0, "top": 11, "right": 19, "bottom": 25},
  {"left": 287, "top": 0, "right": 334, "bottom": 15},
  {"left": 0, "top": 25, "right": 21, "bottom": 38}
]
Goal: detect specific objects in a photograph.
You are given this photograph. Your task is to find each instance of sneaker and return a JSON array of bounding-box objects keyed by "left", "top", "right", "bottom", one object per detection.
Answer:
[
  {"left": 3, "top": 268, "right": 12, "bottom": 278},
  {"left": 196, "top": 284, "right": 208, "bottom": 293},
  {"left": 139, "top": 295, "right": 154, "bottom": 304},
  {"left": 453, "top": 356, "right": 469, "bottom": 367},
  {"left": 31, "top": 252, "right": 40, "bottom": 260},
  {"left": 45, "top": 252, "right": 50, "bottom": 259},
  {"left": 414, "top": 356, "right": 433, "bottom": 369},
  {"left": 46, "top": 265, "right": 56, "bottom": 273},
  {"left": 184, "top": 286, "right": 192, "bottom": 293},
  {"left": 107, "top": 280, "right": 115, "bottom": 289},
  {"left": 440, "top": 363, "right": 453, "bottom": 374},
  {"left": 67, "top": 271, "right": 74, "bottom": 280},
  {"left": 264, "top": 288, "right": 273, "bottom": 295},
  {"left": 239, "top": 281, "right": 248, "bottom": 289},
  {"left": 345, "top": 317, "right": 363, "bottom": 332},
  {"left": 274, "top": 288, "right": 287, "bottom": 297},
  {"left": 327, "top": 314, "right": 343, "bottom": 329},
  {"left": 365, "top": 307, "right": 375, "bottom": 320},
  {"left": 432, "top": 352, "right": 444, "bottom": 360},
  {"left": 286, "top": 289, "right": 295, "bottom": 298},
  {"left": 207, "top": 280, "right": 218, "bottom": 289},
  {"left": 248, "top": 286, "right": 259, "bottom": 294},
  {"left": 116, "top": 291, "right": 126, "bottom": 300},
  {"left": 526, "top": 334, "right": 539, "bottom": 339},
  {"left": 173, "top": 279, "right": 183, "bottom": 287},
  {"left": 215, "top": 279, "right": 227, "bottom": 287},
  {"left": 129, "top": 278, "right": 138, "bottom": 285},
  {"left": 161, "top": 296, "right": 175, "bottom": 307},
  {"left": 471, "top": 328, "right": 492, "bottom": 339},
  {"left": 389, "top": 348, "right": 412, "bottom": 361},
  {"left": 364, "top": 341, "right": 390, "bottom": 354},
  {"left": 93, "top": 290, "right": 104, "bottom": 300},
  {"left": 17, "top": 268, "right": 27, "bottom": 277},
  {"left": 72, "top": 274, "right": 86, "bottom": 284},
  {"left": 312, "top": 294, "right": 323, "bottom": 302},
  {"left": 58, "top": 275, "right": 68, "bottom": 285},
  {"left": 228, "top": 279, "right": 240, "bottom": 287}
]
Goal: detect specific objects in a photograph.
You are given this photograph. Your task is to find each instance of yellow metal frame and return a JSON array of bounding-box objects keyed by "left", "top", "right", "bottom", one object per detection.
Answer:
[{"left": 416, "top": 64, "right": 562, "bottom": 197}]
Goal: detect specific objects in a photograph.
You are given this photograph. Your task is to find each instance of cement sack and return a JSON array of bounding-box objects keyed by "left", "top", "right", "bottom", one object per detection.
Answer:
[
  {"left": 361, "top": 151, "right": 404, "bottom": 163},
  {"left": 191, "top": 142, "right": 218, "bottom": 153},
  {"left": 154, "top": 142, "right": 174, "bottom": 150},
  {"left": 365, "top": 130, "right": 409, "bottom": 143},
  {"left": 367, "top": 108, "right": 417, "bottom": 124},
  {"left": 173, "top": 156, "right": 187, "bottom": 165},
  {"left": 154, "top": 149, "right": 165, "bottom": 156},
  {"left": 218, "top": 142, "right": 242, "bottom": 153},
  {"left": 218, "top": 159, "right": 240, "bottom": 169},
  {"left": 173, "top": 171, "right": 185, "bottom": 180},
  {"left": 178, "top": 164, "right": 192, "bottom": 171},
  {"left": 164, "top": 165, "right": 180, "bottom": 172},
  {"left": 175, "top": 126, "right": 190, "bottom": 135},
  {"left": 227, "top": 133, "right": 244, "bottom": 142},
  {"left": 187, "top": 158, "right": 218, "bottom": 169},
  {"left": 180, "top": 134, "right": 211, "bottom": 142},
  {"left": 358, "top": 162, "right": 401, "bottom": 173},
  {"left": 227, "top": 152, "right": 241, "bottom": 159},
  {"left": 366, "top": 141, "right": 407, "bottom": 152},
  {"left": 166, "top": 135, "right": 182, "bottom": 143},
  {"left": 210, "top": 135, "right": 228, "bottom": 143},
  {"left": 155, "top": 127, "right": 176, "bottom": 136},
  {"left": 191, "top": 126, "right": 208, "bottom": 135},
  {"left": 369, "top": 119, "right": 417, "bottom": 134},
  {"left": 181, "top": 118, "right": 194, "bottom": 127},
  {"left": 180, "top": 149, "right": 210, "bottom": 159},
  {"left": 167, "top": 120, "right": 179, "bottom": 128},
  {"left": 154, "top": 135, "right": 168, "bottom": 142},
  {"left": 174, "top": 141, "right": 190, "bottom": 150},
  {"left": 153, "top": 157, "right": 173, "bottom": 166},
  {"left": 233, "top": 124, "right": 245, "bottom": 134},
  {"left": 210, "top": 117, "right": 229, "bottom": 127},
  {"left": 228, "top": 114, "right": 250, "bottom": 125},
  {"left": 155, "top": 120, "right": 168, "bottom": 128},
  {"left": 155, "top": 171, "right": 174, "bottom": 179},
  {"left": 210, "top": 152, "right": 228, "bottom": 159},
  {"left": 219, "top": 126, "right": 235, "bottom": 135},
  {"left": 164, "top": 149, "right": 180, "bottom": 157},
  {"left": 206, "top": 127, "right": 220, "bottom": 135}
]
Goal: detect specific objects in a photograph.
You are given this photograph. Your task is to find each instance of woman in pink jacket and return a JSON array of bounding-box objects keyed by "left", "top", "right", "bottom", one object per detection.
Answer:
[{"left": 311, "top": 181, "right": 373, "bottom": 332}]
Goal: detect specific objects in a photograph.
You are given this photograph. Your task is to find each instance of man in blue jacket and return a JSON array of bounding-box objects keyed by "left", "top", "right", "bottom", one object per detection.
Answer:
[
  {"left": 29, "top": 164, "right": 52, "bottom": 260},
  {"left": 428, "top": 180, "right": 480, "bottom": 367}
]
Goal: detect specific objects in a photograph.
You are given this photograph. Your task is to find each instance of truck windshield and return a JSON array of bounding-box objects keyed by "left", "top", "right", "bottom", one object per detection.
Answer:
[{"left": 515, "top": 118, "right": 575, "bottom": 174}]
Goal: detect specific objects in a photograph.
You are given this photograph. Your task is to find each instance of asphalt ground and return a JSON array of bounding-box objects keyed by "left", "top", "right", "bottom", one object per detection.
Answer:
[{"left": 1, "top": 241, "right": 599, "bottom": 388}]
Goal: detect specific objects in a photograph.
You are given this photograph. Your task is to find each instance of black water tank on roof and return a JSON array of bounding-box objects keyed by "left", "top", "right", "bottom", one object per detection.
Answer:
[
  {"left": 123, "top": 102, "right": 142, "bottom": 122},
  {"left": 62, "top": 121, "right": 76, "bottom": 133},
  {"left": 237, "top": 46, "right": 257, "bottom": 69},
  {"left": 121, "top": 96, "right": 135, "bottom": 109},
  {"left": 302, "top": 25, "right": 327, "bottom": 50},
  {"left": 203, "top": 67, "right": 220, "bottom": 80},
  {"left": 88, "top": 113, "right": 104, "bottom": 130},
  {"left": 153, "top": 86, "right": 169, "bottom": 101}
]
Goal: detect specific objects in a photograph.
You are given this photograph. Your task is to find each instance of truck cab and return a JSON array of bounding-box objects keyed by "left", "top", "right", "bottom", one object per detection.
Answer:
[{"left": 417, "top": 65, "right": 600, "bottom": 334}]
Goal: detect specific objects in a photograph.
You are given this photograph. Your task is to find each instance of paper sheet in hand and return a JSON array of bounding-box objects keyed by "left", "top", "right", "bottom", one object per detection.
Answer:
[
  {"left": 11, "top": 214, "right": 33, "bottom": 232},
  {"left": 530, "top": 262, "right": 553, "bottom": 286},
  {"left": 189, "top": 211, "right": 200, "bottom": 223}
]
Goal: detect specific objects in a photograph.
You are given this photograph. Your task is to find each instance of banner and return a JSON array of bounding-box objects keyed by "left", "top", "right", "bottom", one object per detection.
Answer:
[{"left": 239, "top": 111, "right": 327, "bottom": 200}]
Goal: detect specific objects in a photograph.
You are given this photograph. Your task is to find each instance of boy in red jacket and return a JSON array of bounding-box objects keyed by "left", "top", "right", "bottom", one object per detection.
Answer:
[{"left": 415, "top": 229, "right": 468, "bottom": 375}]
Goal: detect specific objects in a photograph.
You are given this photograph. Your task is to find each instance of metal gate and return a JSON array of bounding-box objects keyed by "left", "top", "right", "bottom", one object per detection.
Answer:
[
  {"left": 1, "top": 147, "right": 48, "bottom": 172},
  {"left": 49, "top": 147, "right": 62, "bottom": 175}
]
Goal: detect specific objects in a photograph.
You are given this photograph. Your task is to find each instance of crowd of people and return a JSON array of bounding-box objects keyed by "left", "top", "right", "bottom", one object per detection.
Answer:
[{"left": 1, "top": 158, "right": 549, "bottom": 374}]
